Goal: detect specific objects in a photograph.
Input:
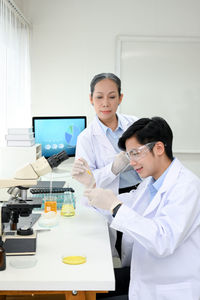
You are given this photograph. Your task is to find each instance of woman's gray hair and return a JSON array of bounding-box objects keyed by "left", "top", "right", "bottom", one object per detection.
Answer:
[{"left": 90, "top": 73, "right": 121, "bottom": 96}]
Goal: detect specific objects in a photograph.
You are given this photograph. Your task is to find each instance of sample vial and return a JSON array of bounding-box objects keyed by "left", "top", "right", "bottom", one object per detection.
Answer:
[
  {"left": 61, "top": 191, "right": 75, "bottom": 217},
  {"left": 44, "top": 195, "right": 57, "bottom": 213},
  {"left": 0, "top": 237, "right": 6, "bottom": 271}
]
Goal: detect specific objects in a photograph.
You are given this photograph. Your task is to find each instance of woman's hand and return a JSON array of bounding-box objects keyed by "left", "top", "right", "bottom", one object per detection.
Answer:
[{"left": 71, "top": 158, "right": 96, "bottom": 188}]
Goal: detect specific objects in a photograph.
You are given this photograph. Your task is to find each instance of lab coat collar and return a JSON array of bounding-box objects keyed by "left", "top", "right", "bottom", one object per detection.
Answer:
[
  {"left": 92, "top": 114, "right": 130, "bottom": 152},
  {"left": 157, "top": 158, "right": 181, "bottom": 193},
  {"left": 92, "top": 117, "right": 115, "bottom": 151},
  {"left": 117, "top": 113, "right": 132, "bottom": 129},
  {"left": 93, "top": 114, "right": 128, "bottom": 135},
  {"left": 95, "top": 114, "right": 123, "bottom": 135},
  {"left": 142, "top": 158, "right": 182, "bottom": 216},
  {"left": 93, "top": 116, "right": 107, "bottom": 136}
]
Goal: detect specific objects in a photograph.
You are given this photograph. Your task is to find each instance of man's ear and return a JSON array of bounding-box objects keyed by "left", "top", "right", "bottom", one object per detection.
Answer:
[{"left": 154, "top": 141, "right": 165, "bottom": 156}]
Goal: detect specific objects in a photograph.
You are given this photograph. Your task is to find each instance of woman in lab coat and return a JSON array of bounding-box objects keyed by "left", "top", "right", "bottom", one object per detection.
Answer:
[
  {"left": 75, "top": 73, "right": 141, "bottom": 196},
  {"left": 85, "top": 117, "right": 200, "bottom": 300}
]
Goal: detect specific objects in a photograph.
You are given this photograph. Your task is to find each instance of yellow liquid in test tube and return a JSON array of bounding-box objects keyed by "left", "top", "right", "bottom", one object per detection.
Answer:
[{"left": 61, "top": 204, "right": 75, "bottom": 217}]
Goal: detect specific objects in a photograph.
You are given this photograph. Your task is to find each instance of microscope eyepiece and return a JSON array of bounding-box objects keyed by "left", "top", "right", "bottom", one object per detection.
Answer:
[{"left": 47, "top": 150, "right": 69, "bottom": 168}]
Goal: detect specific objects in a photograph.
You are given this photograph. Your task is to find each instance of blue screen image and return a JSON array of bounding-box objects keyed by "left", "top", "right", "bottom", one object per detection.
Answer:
[{"left": 34, "top": 118, "right": 86, "bottom": 157}]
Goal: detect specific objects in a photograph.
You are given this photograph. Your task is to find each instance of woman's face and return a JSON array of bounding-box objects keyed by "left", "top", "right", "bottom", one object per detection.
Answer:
[{"left": 90, "top": 78, "right": 123, "bottom": 125}]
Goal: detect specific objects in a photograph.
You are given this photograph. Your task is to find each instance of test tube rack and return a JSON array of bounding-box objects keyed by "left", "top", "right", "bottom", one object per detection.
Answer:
[{"left": 30, "top": 187, "right": 76, "bottom": 210}]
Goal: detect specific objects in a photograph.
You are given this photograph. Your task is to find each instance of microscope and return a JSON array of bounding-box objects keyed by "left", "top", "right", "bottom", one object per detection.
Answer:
[{"left": 0, "top": 150, "right": 68, "bottom": 255}]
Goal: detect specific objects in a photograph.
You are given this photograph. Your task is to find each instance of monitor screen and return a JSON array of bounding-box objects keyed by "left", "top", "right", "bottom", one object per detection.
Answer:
[{"left": 32, "top": 116, "right": 86, "bottom": 158}]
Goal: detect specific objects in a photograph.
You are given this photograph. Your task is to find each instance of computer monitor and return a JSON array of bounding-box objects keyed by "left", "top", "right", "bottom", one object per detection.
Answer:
[{"left": 32, "top": 116, "right": 87, "bottom": 158}]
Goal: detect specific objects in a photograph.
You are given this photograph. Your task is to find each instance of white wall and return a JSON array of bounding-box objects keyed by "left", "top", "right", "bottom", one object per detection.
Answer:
[{"left": 18, "top": 0, "right": 200, "bottom": 176}]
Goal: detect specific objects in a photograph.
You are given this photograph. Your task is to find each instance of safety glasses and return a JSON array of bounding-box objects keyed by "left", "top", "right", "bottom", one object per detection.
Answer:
[{"left": 126, "top": 142, "right": 157, "bottom": 162}]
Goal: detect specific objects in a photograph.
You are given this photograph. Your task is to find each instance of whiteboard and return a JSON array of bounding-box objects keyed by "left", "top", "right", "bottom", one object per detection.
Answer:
[{"left": 116, "top": 36, "right": 200, "bottom": 153}]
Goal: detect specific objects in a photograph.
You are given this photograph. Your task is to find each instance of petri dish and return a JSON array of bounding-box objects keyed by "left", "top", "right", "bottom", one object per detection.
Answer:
[
  {"left": 10, "top": 257, "right": 37, "bottom": 269},
  {"left": 62, "top": 255, "right": 86, "bottom": 265}
]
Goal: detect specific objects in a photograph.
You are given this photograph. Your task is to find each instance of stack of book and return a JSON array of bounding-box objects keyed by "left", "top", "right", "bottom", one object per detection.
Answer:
[{"left": 5, "top": 128, "right": 35, "bottom": 147}]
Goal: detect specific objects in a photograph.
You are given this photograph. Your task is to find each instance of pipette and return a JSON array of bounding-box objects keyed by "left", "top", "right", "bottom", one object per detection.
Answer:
[
  {"left": 78, "top": 159, "right": 92, "bottom": 175},
  {"left": 85, "top": 169, "right": 91, "bottom": 175}
]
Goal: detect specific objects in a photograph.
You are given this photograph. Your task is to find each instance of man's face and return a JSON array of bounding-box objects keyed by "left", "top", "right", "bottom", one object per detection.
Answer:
[{"left": 125, "top": 136, "right": 161, "bottom": 180}]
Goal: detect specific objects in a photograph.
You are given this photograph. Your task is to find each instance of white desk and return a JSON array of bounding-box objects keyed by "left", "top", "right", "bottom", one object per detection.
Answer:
[{"left": 0, "top": 202, "right": 115, "bottom": 299}]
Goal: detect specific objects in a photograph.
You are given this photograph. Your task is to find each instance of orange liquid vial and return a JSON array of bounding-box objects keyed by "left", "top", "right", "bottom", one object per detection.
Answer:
[{"left": 44, "top": 200, "right": 57, "bottom": 213}]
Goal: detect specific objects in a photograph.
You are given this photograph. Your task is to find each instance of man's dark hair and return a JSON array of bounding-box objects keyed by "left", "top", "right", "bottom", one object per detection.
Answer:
[
  {"left": 118, "top": 117, "right": 173, "bottom": 160},
  {"left": 90, "top": 73, "right": 121, "bottom": 96}
]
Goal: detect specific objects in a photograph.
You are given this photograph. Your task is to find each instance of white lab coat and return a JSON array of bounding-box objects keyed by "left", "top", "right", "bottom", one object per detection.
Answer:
[
  {"left": 76, "top": 113, "right": 138, "bottom": 195},
  {"left": 111, "top": 158, "right": 200, "bottom": 300},
  {"left": 76, "top": 113, "right": 138, "bottom": 262}
]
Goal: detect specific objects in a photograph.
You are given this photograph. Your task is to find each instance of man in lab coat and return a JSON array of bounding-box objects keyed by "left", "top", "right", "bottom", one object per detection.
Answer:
[{"left": 84, "top": 116, "right": 200, "bottom": 300}]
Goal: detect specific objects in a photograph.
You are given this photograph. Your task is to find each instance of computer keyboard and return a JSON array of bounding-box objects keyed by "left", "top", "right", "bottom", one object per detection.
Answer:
[{"left": 30, "top": 187, "right": 74, "bottom": 194}]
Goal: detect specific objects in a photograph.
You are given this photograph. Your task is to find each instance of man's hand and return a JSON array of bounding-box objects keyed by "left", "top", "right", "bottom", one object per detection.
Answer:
[
  {"left": 71, "top": 158, "right": 96, "bottom": 188},
  {"left": 84, "top": 188, "right": 122, "bottom": 212},
  {"left": 111, "top": 151, "right": 130, "bottom": 175}
]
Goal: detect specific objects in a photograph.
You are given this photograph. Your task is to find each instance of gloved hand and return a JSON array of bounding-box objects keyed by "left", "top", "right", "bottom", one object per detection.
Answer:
[
  {"left": 111, "top": 151, "right": 130, "bottom": 175},
  {"left": 84, "top": 188, "right": 122, "bottom": 212},
  {"left": 71, "top": 158, "right": 96, "bottom": 188}
]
